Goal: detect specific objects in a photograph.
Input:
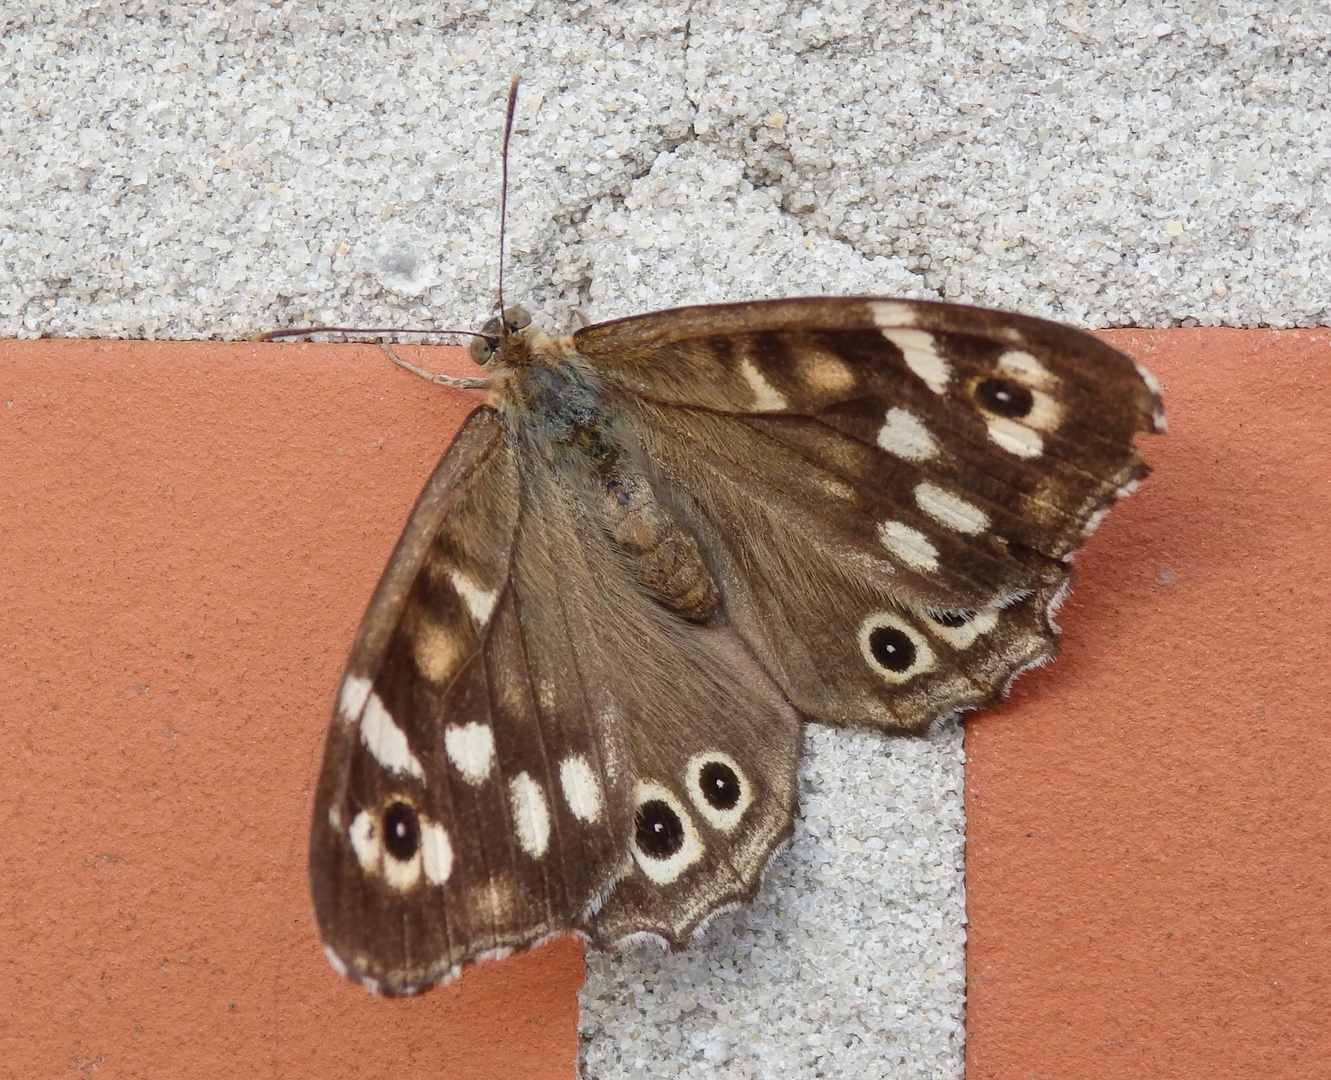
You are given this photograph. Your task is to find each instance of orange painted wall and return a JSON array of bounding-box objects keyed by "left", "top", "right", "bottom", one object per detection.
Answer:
[
  {"left": 967, "top": 328, "right": 1331, "bottom": 1078},
  {"left": 3, "top": 330, "right": 1327, "bottom": 1077},
  {"left": 1, "top": 341, "right": 583, "bottom": 1079}
]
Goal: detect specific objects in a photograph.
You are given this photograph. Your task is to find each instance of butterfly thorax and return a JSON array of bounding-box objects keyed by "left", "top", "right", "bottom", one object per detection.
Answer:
[{"left": 487, "top": 325, "right": 720, "bottom": 623}]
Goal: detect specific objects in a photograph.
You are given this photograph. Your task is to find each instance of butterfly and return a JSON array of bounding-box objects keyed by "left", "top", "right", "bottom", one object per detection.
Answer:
[{"left": 307, "top": 86, "right": 1166, "bottom": 998}]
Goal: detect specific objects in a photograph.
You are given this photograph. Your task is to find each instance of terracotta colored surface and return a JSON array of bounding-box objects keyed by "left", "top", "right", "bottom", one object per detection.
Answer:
[
  {"left": 4, "top": 330, "right": 1328, "bottom": 1078},
  {"left": 1, "top": 340, "right": 582, "bottom": 1079},
  {"left": 966, "top": 328, "right": 1331, "bottom": 1078}
]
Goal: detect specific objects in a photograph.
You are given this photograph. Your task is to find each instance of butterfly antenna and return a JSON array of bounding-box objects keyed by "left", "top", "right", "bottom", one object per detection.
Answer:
[
  {"left": 495, "top": 75, "right": 521, "bottom": 331},
  {"left": 257, "top": 327, "right": 492, "bottom": 342}
]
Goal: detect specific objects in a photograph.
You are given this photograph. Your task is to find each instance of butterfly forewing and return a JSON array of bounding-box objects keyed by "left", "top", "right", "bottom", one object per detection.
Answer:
[
  {"left": 311, "top": 399, "right": 804, "bottom": 986},
  {"left": 311, "top": 407, "right": 632, "bottom": 993}
]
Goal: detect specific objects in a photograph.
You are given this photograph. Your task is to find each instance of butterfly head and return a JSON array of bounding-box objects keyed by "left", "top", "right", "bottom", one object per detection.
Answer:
[{"left": 468, "top": 306, "right": 533, "bottom": 366}]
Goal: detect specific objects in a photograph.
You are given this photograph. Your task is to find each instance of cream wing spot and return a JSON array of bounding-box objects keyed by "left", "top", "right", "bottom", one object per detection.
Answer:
[
  {"left": 420, "top": 821, "right": 454, "bottom": 885},
  {"left": 858, "top": 614, "right": 936, "bottom": 684},
  {"left": 867, "top": 299, "right": 919, "bottom": 328},
  {"left": 877, "top": 407, "right": 939, "bottom": 461},
  {"left": 986, "top": 416, "right": 1044, "bottom": 458},
  {"left": 631, "top": 781, "right": 704, "bottom": 885},
  {"left": 469, "top": 877, "right": 519, "bottom": 926},
  {"left": 1022, "top": 389, "right": 1064, "bottom": 432},
  {"left": 559, "top": 755, "right": 604, "bottom": 823},
  {"left": 914, "top": 482, "right": 989, "bottom": 535},
  {"left": 359, "top": 693, "right": 425, "bottom": 779},
  {"left": 323, "top": 945, "right": 350, "bottom": 981},
  {"left": 925, "top": 608, "right": 1000, "bottom": 649},
  {"left": 739, "top": 358, "right": 788, "bottom": 411},
  {"left": 413, "top": 619, "right": 464, "bottom": 684},
  {"left": 338, "top": 674, "right": 373, "bottom": 723},
  {"left": 444, "top": 722, "right": 496, "bottom": 784},
  {"left": 1080, "top": 505, "right": 1113, "bottom": 538},
  {"left": 878, "top": 328, "right": 950, "bottom": 393},
  {"left": 449, "top": 570, "right": 498, "bottom": 627},
  {"left": 1134, "top": 359, "right": 1163, "bottom": 396},
  {"left": 997, "top": 349, "right": 1054, "bottom": 388},
  {"left": 818, "top": 475, "right": 856, "bottom": 501},
  {"left": 348, "top": 810, "right": 381, "bottom": 873},
  {"left": 878, "top": 520, "right": 940, "bottom": 571},
  {"left": 536, "top": 680, "right": 558, "bottom": 714},
  {"left": 1134, "top": 360, "right": 1168, "bottom": 432},
  {"left": 597, "top": 706, "right": 627, "bottom": 784},
  {"left": 381, "top": 846, "right": 423, "bottom": 891},
  {"left": 799, "top": 350, "right": 856, "bottom": 393},
  {"left": 509, "top": 772, "right": 551, "bottom": 858}
]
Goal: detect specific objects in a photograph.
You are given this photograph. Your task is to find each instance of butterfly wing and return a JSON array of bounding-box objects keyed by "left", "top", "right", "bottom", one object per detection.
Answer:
[
  {"left": 575, "top": 297, "right": 1164, "bottom": 732},
  {"left": 513, "top": 459, "right": 804, "bottom": 950},
  {"left": 311, "top": 406, "right": 635, "bottom": 993},
  {"left": 311, "top": 406, "right": 803, "bottom": 988}
]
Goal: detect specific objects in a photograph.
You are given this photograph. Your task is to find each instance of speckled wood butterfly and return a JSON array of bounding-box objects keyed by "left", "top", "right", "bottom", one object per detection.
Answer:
[{"left": 308, "top": 83, "right": 1165, "bottom": 996}]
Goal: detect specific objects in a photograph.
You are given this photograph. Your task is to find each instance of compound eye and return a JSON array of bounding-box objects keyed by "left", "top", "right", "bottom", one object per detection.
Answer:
[
  {"left": 468, "top": 336, "right": 496, "bottom": 364},
  {"left": 502, "top": 305, "right": 531, "bottom": 331}
]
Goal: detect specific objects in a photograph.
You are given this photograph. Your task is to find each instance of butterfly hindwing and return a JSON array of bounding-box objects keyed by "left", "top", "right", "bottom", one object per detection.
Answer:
[
  {"left": 625, "top": 398, "right": 1070, "bottom": 731},
  {"left": 512, "top": 446, "right": 803, "bottom": 949}
]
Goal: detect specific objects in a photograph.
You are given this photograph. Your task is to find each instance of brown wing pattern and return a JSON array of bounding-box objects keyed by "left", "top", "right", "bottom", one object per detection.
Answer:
[
  {"left": 311, "top": 407, "right": 637, "bottom": 994},
  {"left": 577, "top": 298, "right": 1163, "bottom": 732},
  {"left": 313, "top": 296, "right": 1164, "bottom": 989},
  {"left": 311, "top": 407, "right": 806, "bottom": 990},
  {"left": 514, "top": 461, "right": 803, "bottom": 950}
]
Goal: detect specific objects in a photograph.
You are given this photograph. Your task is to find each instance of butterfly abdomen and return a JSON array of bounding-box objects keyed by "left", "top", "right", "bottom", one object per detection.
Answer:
[
  {"left": 592, "top": 463, "right": 720, "bottom": 622},
  {"left": 499, "top": 340, "right": 720, "bottom": 623}
]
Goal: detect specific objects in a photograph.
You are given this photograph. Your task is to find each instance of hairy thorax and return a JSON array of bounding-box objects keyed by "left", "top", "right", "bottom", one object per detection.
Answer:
[{"left": 487, "top": 328, "right": 719, "bottom": 623}]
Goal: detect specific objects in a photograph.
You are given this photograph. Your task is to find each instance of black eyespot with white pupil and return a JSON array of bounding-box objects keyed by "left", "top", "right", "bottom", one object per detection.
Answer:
[
  {"left": 636, "top": 799, "right": 685, "bottom": 860},
  {"left": 868, "top": 625, "right": 916, "bottom": 672},
  {"left": 976, "top": 377, "right": 1034, "bottom": 419},
  {"left": 382, "top": 801, "right": 421, "bottom": 862},
  {"left": 699, "top": 760, "right": 741, "bottom": 811}
]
